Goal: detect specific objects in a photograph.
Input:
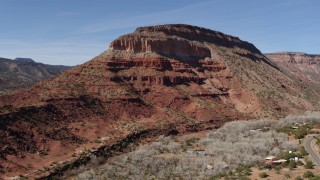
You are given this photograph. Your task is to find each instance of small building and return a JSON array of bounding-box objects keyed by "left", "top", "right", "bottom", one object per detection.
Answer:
[
  {"left": 290, "top": 157, "right": 299, "bottom": 162},
  {"left": 272, "top": 159, "right": 287, "bottom": 164},
  {"left": 194, "top": 149, "right": 208, "bottom": 155},
  {"left": 265, "top": 156, "right": 277, "bottom": 161}
]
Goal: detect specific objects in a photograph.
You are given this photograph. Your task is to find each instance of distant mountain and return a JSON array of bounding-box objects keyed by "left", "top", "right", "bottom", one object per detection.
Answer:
[
  {"left": 14, "top": 57, "right": 35, "bottom": 63},
  {"left": 0, "top": 57, "right": 71, "bottom": 95},
  {"left": 265, "top": 52, "right": 320, "bottom": 84}
]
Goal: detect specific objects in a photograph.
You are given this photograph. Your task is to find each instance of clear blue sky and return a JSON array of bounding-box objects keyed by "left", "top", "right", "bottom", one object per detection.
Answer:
[{"left": 0, "top": 0, "right": 319, "bottom": 65}]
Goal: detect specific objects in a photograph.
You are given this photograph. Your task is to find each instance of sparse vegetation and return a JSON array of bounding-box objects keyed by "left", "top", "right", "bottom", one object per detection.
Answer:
[
  {"left": 298, "top": 146, "right": 309, "bottom": 156},
  {"left": 277, "top": 125, "right": 309, "bottom": 139},
  {"left": 71, "top": 114, "right": 320, "bottom": 179},
  {"left": 284, "top": 173, "right": 291, "bottom": 178},
  {"left": 46, "top": 112, "right": 320, "bottom": 179},
  {"left": 259, "top": 172, "right": 268, "bottom": 178},
  {"left": 316, "top": 137, "right": 320, "bottom": 145},
  {"left": 304, "top": 160, "right": 314, "bottom": 169},
  {"left": 303, "top": 171, "right": 315, "bottom": 178}
]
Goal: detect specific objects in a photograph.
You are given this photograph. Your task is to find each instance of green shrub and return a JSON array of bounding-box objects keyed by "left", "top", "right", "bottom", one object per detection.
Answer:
[
  {"left": 277, "top": 125, "right": 310, "bottom": 139},
  {"left": 284, "top": 173, "right": 290, "bottom": 178},
  {"left": 316, "top": 137, "right": 320, "bottom": 145},
  {"left": 263, "top": 164, "right": 272, "bottom": 169},
  {"left": 303, "top": 171, "right": 314, "bottom": 178},
  {"left": 298, "top": 146, "right": 309, "bottom": 157},
  {"left": 294, "top": 127, "right": 308, "bottom": 139},
  {"left": 238, "top": 176, "right": 250, "bottom": 180},
  {"left": 276, "top": 126, "right": 292, "bottom": 135},
  {"left": 259, "top": 172, "right": 268, "bottom": 178},
  {"left": 296, "top": 160, "right": 304, "bottom": 166},
  {"left": 304, "top": 160, "right": 314, "bottom": 169},
  {"left": 288, "top": 160, "right": 296, "bottom": 170},
  {"left": 310, "top": 176, "right": 320, "bottom": 180},
  {"left": 274, "top": 165, "right": 281, "bottom": 173},
  {"left": 185, "top": 137, "right": 199, "bottom": 146},
  {"left": 279, "top": 152, "right": 298, "bottom": 161},
  {"left": 241, "top": 169, "right": 251, "bottom": 176},
  {"left": 236, "top": 166, "right": 252, "bottom": 176},
  {"left": 295, "top": 176, "right": 302, "bottom": 180}
]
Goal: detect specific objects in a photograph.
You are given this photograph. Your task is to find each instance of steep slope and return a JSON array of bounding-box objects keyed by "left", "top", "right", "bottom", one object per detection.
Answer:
[
  {"left": 0, "top": 57, "right": 71, "bottom": 96},
  {"left": 265, "top": 52, "right": 320, "bottom": 84},
  {"left": 0, "top": 24, "right": 320, "bottom": 178}
]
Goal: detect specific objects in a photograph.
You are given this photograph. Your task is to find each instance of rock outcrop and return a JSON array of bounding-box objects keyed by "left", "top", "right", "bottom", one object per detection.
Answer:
[
  {"left": 265, "top": 52, "right": 320, "bottom": 64},
  {"left": 1, "top": 24, "right": 320, "bottom": 178}
]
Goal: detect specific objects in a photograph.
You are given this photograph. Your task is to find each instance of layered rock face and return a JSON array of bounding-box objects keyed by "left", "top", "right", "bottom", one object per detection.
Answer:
[
  {"left": 266, "top": 52, "right": 320, "bottom": 84},
  {"left": 110, "top": 35, "right": 211, "bottom": 60},
  {"left": 1, "top": 24, "right": 320, "bottom": 178},
  {"left": 265, "top": 52, "right": 320, "bottom": 64},
  {"left": 109, "top": 24, "right": 261, "bottom": 60}
]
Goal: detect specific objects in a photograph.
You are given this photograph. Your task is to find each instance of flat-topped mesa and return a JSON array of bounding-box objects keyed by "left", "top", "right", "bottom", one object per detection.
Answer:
[
  {"left": 109, "top": 24, "right": 263, "bottom": 61},
  {"left": 265, "top": 52, "right": 320, "bottom": 65},
  {"left": 109, "top": 25, "right": 213, "bottom": 59}
]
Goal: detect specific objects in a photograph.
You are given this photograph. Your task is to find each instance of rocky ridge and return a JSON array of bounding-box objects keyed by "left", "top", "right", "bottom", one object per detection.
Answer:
[
  {"left": 265, "top": 52, "right": 320, "bottom": 84},
  {"left": 15, "top": 58, "right": 35, "bottom": 63}
]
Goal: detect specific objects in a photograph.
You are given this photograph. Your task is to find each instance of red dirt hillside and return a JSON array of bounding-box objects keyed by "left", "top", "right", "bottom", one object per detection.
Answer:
[{"left": 1, "top": 24, "right": 320, "bottom": 178}]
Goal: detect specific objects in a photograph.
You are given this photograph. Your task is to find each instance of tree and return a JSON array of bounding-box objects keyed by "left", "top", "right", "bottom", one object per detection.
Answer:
[
  {"left": 288, "top": 160, "right": 296, "bottom": 170},
  {"left": 259, "top": 172, "right": 268, "bottom": 178},
  {"left": 303, "top": 171, "right": 314, "bottom": 178},
  {"left": 316, "top": 137, "right": 320, "bottom": 145},
  {"left": 304, "top": 160, "right": 314, "bottom": 169},
  {"left": 298, "top": 146, "right": 308, "bottom": 157}
]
